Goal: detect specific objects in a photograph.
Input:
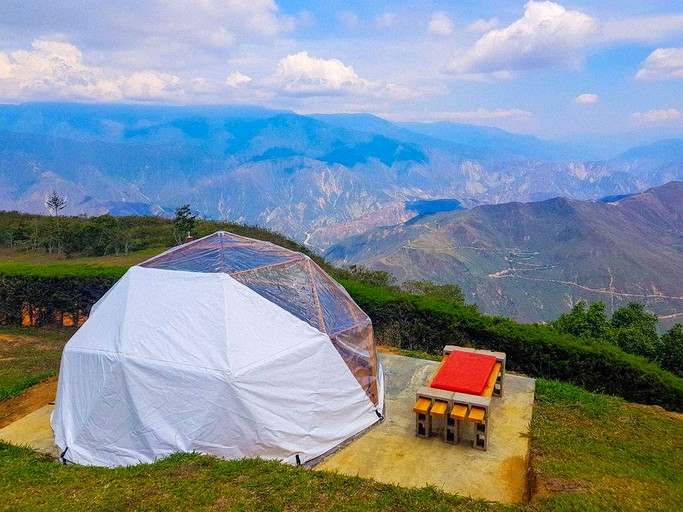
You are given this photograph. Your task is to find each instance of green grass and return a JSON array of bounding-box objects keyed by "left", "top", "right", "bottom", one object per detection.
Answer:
[
  {"left": 0, "top": 247, "right": 158, "bottom": 267},
  {"left": 0, "top": 331, "right": 682, "bottom": 510},
  {"left": 0, "top": 445, "right": 499, "bottom": 512},
  {"left": 0, "top": 328, "right": 70, "bottom": 415},
  {"left": 0, "top": 262, "right": 128, "bottom": 279},
  {"left": 0, "top": 374, "right": 50, "bottom": 403},
  {"left": 527, "top": 380, "right": 683, "bottom": 511}
]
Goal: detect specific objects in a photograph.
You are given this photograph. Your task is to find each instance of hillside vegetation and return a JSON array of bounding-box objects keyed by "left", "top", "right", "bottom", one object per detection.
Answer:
[{"left": 0, "top": 211, "right": 682, "bottom": 412}]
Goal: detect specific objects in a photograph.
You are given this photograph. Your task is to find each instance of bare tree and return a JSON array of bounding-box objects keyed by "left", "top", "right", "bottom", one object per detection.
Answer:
[
  {"left": 44, "top": 191, "right": 67, "bottom": 254},
  {"left": 45, "top": 191, "right": 67, "bottom": 217}
]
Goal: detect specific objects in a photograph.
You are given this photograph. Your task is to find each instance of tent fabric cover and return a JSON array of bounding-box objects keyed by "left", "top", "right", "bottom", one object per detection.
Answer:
[{"left": 51, "top": 231, "right": 384, "bottom": 467}]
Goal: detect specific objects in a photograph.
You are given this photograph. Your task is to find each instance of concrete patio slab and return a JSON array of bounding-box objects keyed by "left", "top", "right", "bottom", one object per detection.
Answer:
[
  {"left": 316, "top": 353, "right": 536, "bottom": 504},
  {"left": 0, "top": 404, "right": 60, "bottom": 458}
]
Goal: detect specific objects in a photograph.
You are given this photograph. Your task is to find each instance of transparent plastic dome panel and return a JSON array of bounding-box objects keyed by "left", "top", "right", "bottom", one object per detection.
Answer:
[
  {"left": 142, "top": 234, "right": 298, "bottom": 273},
  {"left": 330, "top": 322, "right": 378, "bottom": 406},
  {"left": 312, "top": 266, "right": 363, "bottom": 335},
  {"left": 231, "top": 260, "right": 322, "bottom": 331},
  {"left": 142, "top": 236, "right": 226, "bottom": 273},
  {"left": 138, "top": 231, "right": 379, "bottom": 405}
]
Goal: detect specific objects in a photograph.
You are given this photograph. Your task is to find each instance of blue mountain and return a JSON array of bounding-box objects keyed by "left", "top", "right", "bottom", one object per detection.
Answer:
[{"left": 0, "top": 103, "right": 680, "bottom": 250}]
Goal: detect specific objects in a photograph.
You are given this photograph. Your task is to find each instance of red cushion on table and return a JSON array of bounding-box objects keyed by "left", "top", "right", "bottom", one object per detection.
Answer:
[{"left": 431, "top": 351, "right": 497, "bottom": 395}]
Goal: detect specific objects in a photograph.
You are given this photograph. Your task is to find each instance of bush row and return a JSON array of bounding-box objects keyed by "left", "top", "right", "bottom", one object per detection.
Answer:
[
  {"left": 341, "top": 280, "right": 683, "bottom": 412},
  {"left": 0, "top": 210, "right": 319, "bottom": 260},
  {"left": 0, "top": 267, "right": 121, "bottom": 327},
  {"left": 1, "top": 265, "right": 681, "bottom": 411}
]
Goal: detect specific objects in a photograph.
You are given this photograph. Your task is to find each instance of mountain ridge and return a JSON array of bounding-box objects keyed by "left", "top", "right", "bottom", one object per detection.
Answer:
[
  {"left": 326, "top": 181, "right": 683, "bottom": 326},
  {"left": 0, "top": 103, "right": 681, "bottom": 250}
]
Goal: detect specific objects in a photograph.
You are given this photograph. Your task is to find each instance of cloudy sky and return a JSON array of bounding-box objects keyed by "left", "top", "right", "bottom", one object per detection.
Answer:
[{"left": 0, "top": 0, "right": 681, "bottom": 139}]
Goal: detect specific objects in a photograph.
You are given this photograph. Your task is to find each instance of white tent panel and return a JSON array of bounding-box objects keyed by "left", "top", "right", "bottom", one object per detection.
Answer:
[{"left": 52, "top": 265, "right": 381, "bottom": 467}]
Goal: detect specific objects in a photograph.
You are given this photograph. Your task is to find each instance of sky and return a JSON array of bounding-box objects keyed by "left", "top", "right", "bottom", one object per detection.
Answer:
[{"left": 0, "top": 0, "right": 681, "bottom": 139}]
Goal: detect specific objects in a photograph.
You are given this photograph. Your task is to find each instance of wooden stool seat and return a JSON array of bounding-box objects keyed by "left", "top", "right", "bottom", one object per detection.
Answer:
[
  {"left": 413, "top": 397, "right": 432, "bottom": 415},
  {"left": 467, "top": 407, "right": 486, "bottom": 423},
  {"left": 429, "top": 400, "right": 448, "bottom": 418},
  {"left": 450, "top": 404, "right": 468, "bottom": 421}
]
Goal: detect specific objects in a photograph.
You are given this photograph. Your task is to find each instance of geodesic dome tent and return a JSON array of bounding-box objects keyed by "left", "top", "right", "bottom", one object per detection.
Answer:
[{"left": 51, "top": 231, "right": 384, "bottom": 467}]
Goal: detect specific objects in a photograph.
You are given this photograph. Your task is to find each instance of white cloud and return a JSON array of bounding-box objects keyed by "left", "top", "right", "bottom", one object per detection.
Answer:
[
  {"left": 437, "top": 108, "right": 534, "bottom": 121},
  {"left": 600, "top": 14, "right": 683, "bottom": 43},
  {"left": 0, "top": 39, "right": 183, "bottom": 102},
  {"left": 375, "top": 13, "right": 397, "bottom": 29},
  {"left": 0, "top": 40, "right": 422, "bottom": 107},
  {"left": 466, "top": 18, "right": 500, "bottom": 33},
  {"left": 268, "top": 51, "right": 413, "bottom": 99},
  {"left": 0, "top": 1, "right": 294, "bottom": 77},
  {"left": 574, "top": 93, "right": 598, "bottom": 104},
  {"left": 632, "top": 109, "right": 681, "bottom": 123},
  {"left": 119, "top": 71, "right": 182, "bottom": 100},
  {"left": 226, "top": 72, "right": 252, "bottom": 87},
  {"left": 338, "top": 11, "right": 359, "bottom": 31},
  {"left": 271, "top": 52, "right": 364, "bottom": 95},
  {"left": 635, "top": 48, "right": 683, "bottom": 81},
  {"left": 188, "top": 77, "right": 219, "bottom": 95},
  {"left": 428, "top": 13, "right": 454, "bottom": 36},
  {"left": 446, "top": 1, "right": 596, "bottom": 79}
]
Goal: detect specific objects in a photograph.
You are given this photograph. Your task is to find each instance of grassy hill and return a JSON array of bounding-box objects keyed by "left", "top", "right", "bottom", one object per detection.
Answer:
[
  {"left": 0, "top": 328, "right": 681, "bottom": 511},
  {"left": 0, "top": 212, "right": 681, "bottom": 509}
]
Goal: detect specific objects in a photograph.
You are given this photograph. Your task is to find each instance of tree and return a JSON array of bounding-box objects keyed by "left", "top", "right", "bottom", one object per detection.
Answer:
[
  {"left": 553, "top": 301, "right": 611, "bottom": 340},
  {"left": 658, "top": 324, "right": 683, "bottom": 377},
  {"left": 337, "top": 265, "right": 397, "bottom": 288},
  {"left": 173, "top": 204, "right": 196, "bottom": 245},
  {"left": 401, "top": 280, "right": 465, "bottom": 305},
  {"left": 610, "top": 302, "right": 659, "bottom": 358},
  {"left": 44, "top": 191, "right": 67, "bottom": 217},
  {"left": 44, "top": 191, "right": 68, "bottom": 254}
]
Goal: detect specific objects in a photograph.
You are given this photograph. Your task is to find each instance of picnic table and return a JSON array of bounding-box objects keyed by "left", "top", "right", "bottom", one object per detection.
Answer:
[{"left": 413, "top": 346, "right": 506, "bottom": 450}]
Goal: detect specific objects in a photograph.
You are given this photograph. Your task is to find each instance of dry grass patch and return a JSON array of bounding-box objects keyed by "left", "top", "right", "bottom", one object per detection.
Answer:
[{"left": 0, "top": 328, "right": 70, "bottom": 404}]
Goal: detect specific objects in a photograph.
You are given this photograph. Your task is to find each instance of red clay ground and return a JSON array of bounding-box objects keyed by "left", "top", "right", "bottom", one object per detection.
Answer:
[{"left": 0, "top": 377, "right": 57, "bottom": 429}]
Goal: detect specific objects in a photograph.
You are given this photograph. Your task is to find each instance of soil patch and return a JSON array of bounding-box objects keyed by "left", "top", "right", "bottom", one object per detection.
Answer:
[
  {"left": 0, "top": 377, "right": 58, "bottom": 428},
  {"left": 534, "top": 475, "right": 589, "bottom": 498},
  {"left": 0, "top": 334, "right": 37, "bottom": 344},
  {"left": 376, "top": 345, "right": 403, "bottom": 355}
]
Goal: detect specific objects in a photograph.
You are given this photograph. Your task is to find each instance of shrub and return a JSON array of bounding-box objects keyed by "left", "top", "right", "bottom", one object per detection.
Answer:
[
  {"left": 341, "top": 280, "right": 683, "bottom": 412},
  {"left": 659, "top": 324, "right": 683, "bottom": 377},
  {"left": 0, "top": 264, "right": 123, "bottom": 327}
]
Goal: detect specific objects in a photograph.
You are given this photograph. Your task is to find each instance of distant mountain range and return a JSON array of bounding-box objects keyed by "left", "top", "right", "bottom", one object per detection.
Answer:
[
  {"left": 0, "top": 103, "right": 681, "bottom": 251},
  {"left": 326, "top": 182, "right": 683, "bottom": 327}
]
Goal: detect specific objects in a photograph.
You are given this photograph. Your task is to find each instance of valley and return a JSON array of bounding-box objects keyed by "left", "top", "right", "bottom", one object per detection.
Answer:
[
  {"left": 0, "top": 103, "right": 680, "bottom": 252},
  {"left": 326, "top": 182, "right": 683, "bottom": 326}
]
